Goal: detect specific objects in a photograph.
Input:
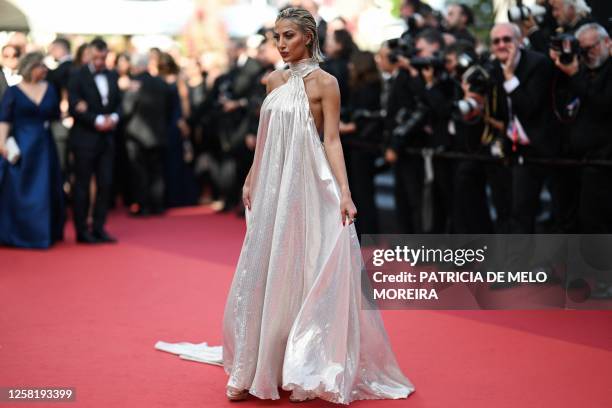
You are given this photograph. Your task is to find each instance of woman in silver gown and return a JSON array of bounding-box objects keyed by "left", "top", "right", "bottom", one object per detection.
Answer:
[{"left": 222, "top": 7, "right": 415, "bottom": 404}]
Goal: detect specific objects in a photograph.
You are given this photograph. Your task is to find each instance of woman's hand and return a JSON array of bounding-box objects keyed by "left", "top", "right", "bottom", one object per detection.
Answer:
[
  {"left": 340, "top": 193, "right": 357, "bottom": 226},
  {"left": 0, "top": 142, "right": 7, "bottom": 159},
  {"left": 242, "top": 183, "right": 252, "bottom": 211}
]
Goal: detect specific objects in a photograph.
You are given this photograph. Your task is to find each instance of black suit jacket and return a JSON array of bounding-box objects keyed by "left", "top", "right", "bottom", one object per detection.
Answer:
[
  {"left": 490, "top": 49, "right": 558, "bottom": 157},
  {"left": 0, "top": 67, "right": 8, "bottom": 102},
  {"left": 122, "top": 72, "right": 172, "bottom": 149},
  {"left": 566, "top": 58, "right": 612, "bottom": 159},
  {"left": 209, "top": 57, "right": 264, "bottom": 153},
  {"left": 68, "top": 65, "right": 121, "bottom": 148},
  {"left": 48, "top": 59, "right": 73, "bottom": 95}
]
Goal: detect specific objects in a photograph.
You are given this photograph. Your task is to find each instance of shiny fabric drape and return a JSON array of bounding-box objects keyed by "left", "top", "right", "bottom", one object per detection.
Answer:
[{"left": 222, "top": 59, "right": 415, "bottom": 404}]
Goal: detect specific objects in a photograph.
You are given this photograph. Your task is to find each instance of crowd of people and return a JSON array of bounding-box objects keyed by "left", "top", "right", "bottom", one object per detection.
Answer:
[{"left": 0, "top": 0, "right": 611, "bottom": 250}]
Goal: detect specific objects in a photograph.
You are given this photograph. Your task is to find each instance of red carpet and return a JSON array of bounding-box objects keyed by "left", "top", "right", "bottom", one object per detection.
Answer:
[{"left": 1, "top": 207, "right": 611, "bottom": 407}]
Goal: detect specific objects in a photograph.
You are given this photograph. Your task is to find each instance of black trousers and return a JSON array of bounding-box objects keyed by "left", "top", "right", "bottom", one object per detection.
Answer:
[
  {"left": 485, "top": 163, "right": 512, "bottom": 233},
  {"left": 452, "top": 160, "right": 493, "bottom": 233},
  {"left": 229, "top": 146, "right": 254, "bottom": 209},
  {"left": 550, "top": 165, "right": 580, "bottom": 233},
  {"left": 393, "top": 154, "right": 424, "bottom": 234},
  {"left": 509, "top": 163, "right": 548, "bottom": 233},
  {"left": 72, "top": 135, "right": 114, "bottom": 235},
  {"left": 349, "top": 149, "right": 379, "bottom": 238},
  {"left": 579, "top": 166, "right": 612, "bottom": 233},
  {"left": 126, "top": 140, "right": 165, "bottom": 213},
  {"left": 430, "top": 158, "right": 453, "bottom": 233}
]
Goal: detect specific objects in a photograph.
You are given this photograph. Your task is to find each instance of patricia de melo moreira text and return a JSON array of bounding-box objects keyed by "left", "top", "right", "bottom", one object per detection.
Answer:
[{"left": 369, "top": 246, "right": 548, "bottom": 300}]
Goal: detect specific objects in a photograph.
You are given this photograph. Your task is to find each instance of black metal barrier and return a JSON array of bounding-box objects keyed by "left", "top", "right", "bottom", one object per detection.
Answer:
[{"left": 341, "top": 138, "right": 612, "bottom": 168}]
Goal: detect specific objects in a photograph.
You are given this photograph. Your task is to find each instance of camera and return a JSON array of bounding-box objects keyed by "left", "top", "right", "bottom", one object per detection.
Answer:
[
  {"left": 550, "top": 33, "right": 581, "bottom": 65},
  {"left": 507, "top": 0, "right": 546, "bottom": 24},
  {"left": 453, "top": 51, "right": 477, "bottom": 78},
  {"left": 452, "top": 65, "right": 492, "bottom": 121},
  {"left": 462, "top": 64, "right": 492, "bottom": 95},
  {"left": 410, "top": 54, "right": 446, "bottom": 71},
  {"left": 392, "top": 102, "right": 430, "bottom": 141},
  {"left": 453, "top": 98, "right": 481, "bottom": 120},
  {"left": 387, "top": 33, "right": 416, "bottom": 64}
]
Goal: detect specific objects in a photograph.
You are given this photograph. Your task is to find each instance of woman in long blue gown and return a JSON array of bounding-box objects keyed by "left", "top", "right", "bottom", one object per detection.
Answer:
[
  {"left": 0, "top": 52, "right": 65, "bottom": 248},
  {"left": 158, "top": 52, "right": 199, "bottom": 208}
]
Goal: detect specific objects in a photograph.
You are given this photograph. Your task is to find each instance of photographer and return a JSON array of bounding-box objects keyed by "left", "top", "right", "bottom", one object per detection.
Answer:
[
  {"left": 489, "top": 23, "right": 557, "bottom": 233},
  {"left": 551, "top": 0, "right": 593, "bottom": 34},
  {"left": 399, "top": 0, "right": 429, "bottom": 35},
  {"left": 380, "top": 39, "right": 421, "bottom": 233},
  {"left": 551, "top": 23, "right": 612, "bottom": 232},
  {"left": 520, "top": 0, "right": 593, "bottom": 53},
  {"left": 444, "top": 3, "right": 476, "bottom": 46},
  {"left": 339, "top": 51, "right": 384, "bottom": 237},
  {"left": 445, "top": 42, "right": 495, "bottom": 233},
  {"left": 385, "top": 29, "right": 455, "bottom": 233}
]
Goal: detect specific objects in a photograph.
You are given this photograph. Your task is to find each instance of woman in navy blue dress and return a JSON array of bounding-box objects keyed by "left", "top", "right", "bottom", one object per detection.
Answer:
[
  {"left": 158, "top": 52, "right": 198, "bottom": 208},
  {"left": 0, "top": 52, "right": 65, "bottom": 248}
]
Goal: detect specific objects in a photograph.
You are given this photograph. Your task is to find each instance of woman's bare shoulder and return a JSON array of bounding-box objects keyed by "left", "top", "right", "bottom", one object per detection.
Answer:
[
  {"left": 266, "top": 69, "right": 289, "bottom": 93},
  {"left": 313, "top": 69, "right": 339, "bottom": 95}
]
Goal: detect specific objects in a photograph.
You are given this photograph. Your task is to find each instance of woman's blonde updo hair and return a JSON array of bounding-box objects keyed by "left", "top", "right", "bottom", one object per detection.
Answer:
[{"left": 276, "top": 7, "right": 325, "bottom": 63}]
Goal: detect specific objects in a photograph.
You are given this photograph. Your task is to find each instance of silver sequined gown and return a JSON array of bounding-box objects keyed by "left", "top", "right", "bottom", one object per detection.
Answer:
[{"left": 222, "top": 58, "right": 415, "bottom": 404}]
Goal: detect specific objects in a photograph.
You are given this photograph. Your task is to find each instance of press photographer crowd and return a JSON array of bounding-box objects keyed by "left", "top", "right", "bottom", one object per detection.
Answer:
[{"left": 0, "top": 0, "right": 611, "bottom": 249}]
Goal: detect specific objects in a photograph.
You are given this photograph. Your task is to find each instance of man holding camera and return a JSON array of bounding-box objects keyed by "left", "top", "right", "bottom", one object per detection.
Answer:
[
  {"left": 551, "top": 23, "right": 612, "bottom": 232},
  {"left": 489, "top": 23, "right": 557, "bottom": 233},
  {"left": 444, "top": 42, "right": 498, "bottom": 233},
  {"left": 385, "top": 29, "right": 455, "bottom": 233},
  {"left": 519, "top": 0, "right": 593, "bottom": 53}
]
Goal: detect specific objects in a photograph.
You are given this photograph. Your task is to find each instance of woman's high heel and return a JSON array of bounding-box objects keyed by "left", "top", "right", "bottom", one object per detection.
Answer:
[{"left": 226, "top": 386, "right": 249, "bottom": 401}]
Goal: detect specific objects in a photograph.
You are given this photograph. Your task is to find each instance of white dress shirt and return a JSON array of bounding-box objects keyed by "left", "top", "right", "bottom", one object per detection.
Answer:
[
  {"left": 88, "top": 63, "right": 118, "bottom": 127},
  {"left": 501, "top": 51, "right": 530, "bottom": 146},
  {"left": 2, "top": 66, "right": 21, "bottom": 86}
]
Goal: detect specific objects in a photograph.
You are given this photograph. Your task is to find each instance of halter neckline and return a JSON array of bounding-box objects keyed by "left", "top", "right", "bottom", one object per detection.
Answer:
[{"left": 288, "top": 57, "right": 319, "bottom": 78}]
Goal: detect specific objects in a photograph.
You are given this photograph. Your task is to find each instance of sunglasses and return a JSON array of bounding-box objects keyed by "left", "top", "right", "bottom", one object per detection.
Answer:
[
  {"left": 581, "top": 42, "right": 599, "bottom": 54},
  {"left": 492, "top": 36, "right": 513, "bottom": 45}
]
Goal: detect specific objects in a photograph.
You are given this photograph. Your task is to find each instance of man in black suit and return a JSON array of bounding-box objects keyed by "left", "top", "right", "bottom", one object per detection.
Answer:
[
  {"left": 68, "top": 38, "right": 120, "bottom": 243},
  {"left": 207, "top": 39, "right": 263, "bottom": 212},
  {"left": 489, "top": 23, "right": 557, "bottom": 233},
  {"left": 47, "top": 38, "right": 73, "bottom": 97},
  {"left": 519, "top": 0, "right": 593, "bottom": 53},
  {"left": 122, "top": 53, "right": 172, "bottom": 216},
  {"left": 552, "top": 23, "right": 612, "bottom": 233},
  {"left": 382, "top": 38, "right": 428, "bottom": 234}
]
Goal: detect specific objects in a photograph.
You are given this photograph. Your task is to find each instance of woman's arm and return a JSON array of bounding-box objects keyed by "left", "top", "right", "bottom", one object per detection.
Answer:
[
  {"left": 0, "top": 88, "right": 14, "bottom": 157},
  {"left": 320, "top": 74, "right": 357, "bottom": 225},
  {"left": 0, "top": 122, "right": 9, "bottom": 157},
  {"left": 242, "top": 70, "right": 284, "bottom": 210}
]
